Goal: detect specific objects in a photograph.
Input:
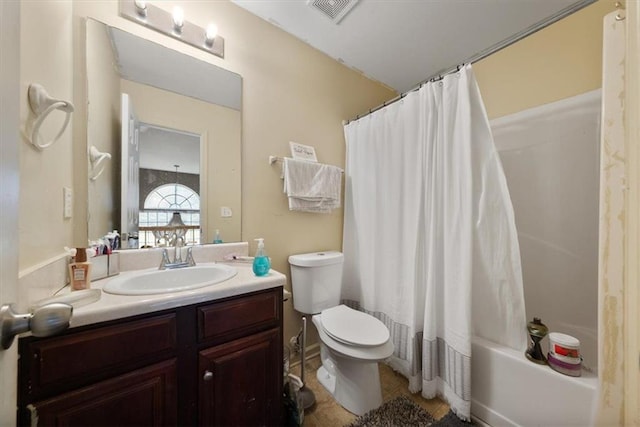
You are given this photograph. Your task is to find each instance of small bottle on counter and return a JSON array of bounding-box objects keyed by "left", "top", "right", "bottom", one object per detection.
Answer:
[
  {"left": 213, "top": 229, "right": 223, "bottom": 244},
  {"left": 252, "top": 238, "right": 271, "bottom": 277},
  {"left": 110, "top": 230, "right": 121, "bottom": 250},
  {"left": 69, "top": 247, "right": 92, "bottom": 291}
]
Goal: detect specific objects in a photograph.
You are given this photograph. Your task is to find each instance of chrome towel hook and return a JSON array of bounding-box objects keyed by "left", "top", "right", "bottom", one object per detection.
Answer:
[
  {"left": 26, "top": 83, "right": 74, "bottom": 150},
  {"left": 89, "top": 145, "right": 112, "bottom": 181},
  {"left": 615, "top": 1, "right": 626, "bottom": 21}
]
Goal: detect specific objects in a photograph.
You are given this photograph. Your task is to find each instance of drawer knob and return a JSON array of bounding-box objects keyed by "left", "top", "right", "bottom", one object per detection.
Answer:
[{"left": 203, "top": 370, "right": 213, "bottom": 381}]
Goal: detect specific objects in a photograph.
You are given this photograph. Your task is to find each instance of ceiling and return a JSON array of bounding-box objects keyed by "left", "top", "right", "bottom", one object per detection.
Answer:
[
  {"left": 231, "top": 0, "right": 595, "bottom": 93},
  {"left": 138, "top": 125, "right": 200, "bottom": 174}
]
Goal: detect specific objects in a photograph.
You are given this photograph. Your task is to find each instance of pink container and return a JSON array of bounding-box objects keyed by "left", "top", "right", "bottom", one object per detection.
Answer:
[{"left": 548, "top": 352, "right": 582, "bottom": 377}]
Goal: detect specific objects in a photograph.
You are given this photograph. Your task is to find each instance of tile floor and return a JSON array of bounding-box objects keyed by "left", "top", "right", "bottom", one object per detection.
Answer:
[{"left": 291, "top": 355, "right": 450, "bottom": 426}]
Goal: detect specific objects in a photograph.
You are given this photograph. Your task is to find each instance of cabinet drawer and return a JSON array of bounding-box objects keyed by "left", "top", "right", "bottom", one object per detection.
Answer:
[
  {"left": 198, "top": 289, "right": 281, "bottom": 342},
  {"left": 24, "top": 314, "right": 177, "bottom": 396}
]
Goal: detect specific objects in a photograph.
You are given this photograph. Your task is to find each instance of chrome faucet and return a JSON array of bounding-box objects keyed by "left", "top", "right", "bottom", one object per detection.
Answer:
[
  {"left": 174, "top": 236, "right": 184, "bottom": 264},
  {"left": 159, "top": 245, "right": 196, "bottom": 270}
]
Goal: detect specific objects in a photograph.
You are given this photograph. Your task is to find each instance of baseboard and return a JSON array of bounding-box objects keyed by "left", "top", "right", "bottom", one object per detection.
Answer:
[{"left": 289, "top": 343, "right": 320, "bottom": 368}]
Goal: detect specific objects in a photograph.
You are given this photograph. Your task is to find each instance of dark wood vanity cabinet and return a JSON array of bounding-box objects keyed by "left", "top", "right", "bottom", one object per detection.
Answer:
[
  {"left": 199, "top": 328, "right": 280, "bottom": 426},
  {"left": 18, "top": 287, "right": 283, "bottom": 426}
]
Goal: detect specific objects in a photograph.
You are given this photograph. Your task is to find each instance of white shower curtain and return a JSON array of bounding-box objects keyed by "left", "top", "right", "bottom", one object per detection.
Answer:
[{"left": 342, "top": 64, "right": 526, "bottom": 419}]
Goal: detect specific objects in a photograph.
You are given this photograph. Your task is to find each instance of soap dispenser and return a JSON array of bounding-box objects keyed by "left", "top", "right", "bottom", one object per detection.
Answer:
[
  {"left": 252, "top": 238, "right": 271, "bottom": 277},
  {"left": 213, "top": 229, "right": 223, "bottom": 244},
  {"left": 69, "top": 247, "right": 92, "bottom": 291}
]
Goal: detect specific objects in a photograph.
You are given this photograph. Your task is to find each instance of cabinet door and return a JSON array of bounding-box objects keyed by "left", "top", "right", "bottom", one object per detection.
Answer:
[
  {"left": 27, "top": 359, "right": 177, "bottom": 426},
  {"left": 199, "top": 328, "right": 281, "bottom": 426}
]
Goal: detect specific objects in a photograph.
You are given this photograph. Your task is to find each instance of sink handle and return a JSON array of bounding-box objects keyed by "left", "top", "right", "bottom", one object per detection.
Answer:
[
  {"left": 1, "top": 303, "right": 73, "bottom": 350},
  {"left": 159, "top": 248, "right": 171, "bottom": 270},
  {"left": 185, "top": 247, "right": 196, "bottom": 267}
]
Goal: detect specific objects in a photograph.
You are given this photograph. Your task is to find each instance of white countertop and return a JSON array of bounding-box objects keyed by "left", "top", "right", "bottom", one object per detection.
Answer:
[{"left": 67, "top": 263, "right": 286, "bottom": 328}]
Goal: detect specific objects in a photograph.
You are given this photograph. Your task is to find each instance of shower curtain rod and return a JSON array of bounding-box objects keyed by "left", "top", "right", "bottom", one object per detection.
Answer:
[{"left": 343, "top": 0, "right": 596, "bottom": 126}]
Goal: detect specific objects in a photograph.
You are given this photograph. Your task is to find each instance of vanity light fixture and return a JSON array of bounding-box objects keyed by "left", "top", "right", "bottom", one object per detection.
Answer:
[
  {"left": 205, "top": 23, "right": 218, "bottom": 47},
  {"left": 119, "top": 0, "right": 224, "bottom": 59},
  {"left": 172, "top": 6, "right": 184, "bottom": 34}
]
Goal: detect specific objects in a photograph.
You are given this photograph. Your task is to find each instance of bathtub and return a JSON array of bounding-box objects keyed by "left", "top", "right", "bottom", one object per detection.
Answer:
[{"left": 471, "top": 336, "right": 597, "bottom": 427}]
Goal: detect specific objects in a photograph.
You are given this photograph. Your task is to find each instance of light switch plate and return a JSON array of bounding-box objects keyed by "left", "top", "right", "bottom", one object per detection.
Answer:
[
  {"left": 220, "top": 207, "right": 232, "bottom": 218},
  {"left": 63, "top": 187, "right": 73, "bottom": 219}
]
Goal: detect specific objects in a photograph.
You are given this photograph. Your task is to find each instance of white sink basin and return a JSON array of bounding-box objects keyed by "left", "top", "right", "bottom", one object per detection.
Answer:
[{"left": 102, "top": 264, "right": 237, "bottom": 296}]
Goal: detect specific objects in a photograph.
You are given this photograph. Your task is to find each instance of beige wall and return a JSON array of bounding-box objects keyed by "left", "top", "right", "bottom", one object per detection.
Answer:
[
  {"left": 19, "top": 1, "right": 74, "bottom": 271},
  {"left": 474, "top": 0, "right": 610, "bottom": 119},
  {"left": 120, "top": 79, "right": 242, "bottom": 244}
]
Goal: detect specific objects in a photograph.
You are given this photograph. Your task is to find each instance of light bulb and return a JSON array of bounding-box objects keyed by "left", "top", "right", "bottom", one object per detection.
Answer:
[
  {"left": 205, "top": 23, "right": 218, "bottom": 46},
  {"left": 172, "top": 6, "right": 184, "bottom": 33},
  {"left": 134, "top": 0, "right": 147, "bottom": 17}
]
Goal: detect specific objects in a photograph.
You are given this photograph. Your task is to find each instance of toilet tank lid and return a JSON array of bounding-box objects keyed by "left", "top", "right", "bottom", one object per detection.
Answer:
[{"left": 288, "top": 251, "right": 344, "bottom": 267}]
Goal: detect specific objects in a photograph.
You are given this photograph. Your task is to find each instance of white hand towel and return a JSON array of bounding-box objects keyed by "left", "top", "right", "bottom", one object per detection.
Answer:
[{"left": 283, "top": 158, "right": 342, "bottom": 213}]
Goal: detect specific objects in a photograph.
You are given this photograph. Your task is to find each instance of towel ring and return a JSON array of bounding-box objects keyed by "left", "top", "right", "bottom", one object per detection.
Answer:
[
  {"left": 27, "top": 84, "right": 74, "bottom": 150},
  {"left": 89, "top": 145, "right": 112, "bottom": 181}
]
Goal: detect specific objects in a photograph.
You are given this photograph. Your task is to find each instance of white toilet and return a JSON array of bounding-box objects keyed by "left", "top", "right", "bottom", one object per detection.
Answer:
[{"left": 288, "top": 251, "right": 394, "bottom": 416}]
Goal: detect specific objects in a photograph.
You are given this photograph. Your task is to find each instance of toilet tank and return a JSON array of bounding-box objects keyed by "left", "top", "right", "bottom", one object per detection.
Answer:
[{"left": 288, "top": 251, "right": 344, "bottom": 314}]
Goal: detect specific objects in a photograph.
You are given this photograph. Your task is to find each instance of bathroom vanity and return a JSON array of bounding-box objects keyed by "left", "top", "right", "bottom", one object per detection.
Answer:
[{"left": 16, "top": 262, "right": 285, "bottom": 426}]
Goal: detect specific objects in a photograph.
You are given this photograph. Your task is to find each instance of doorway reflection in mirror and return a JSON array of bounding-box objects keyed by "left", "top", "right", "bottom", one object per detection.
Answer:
[{"left": 137, "top": 126, "right": 201, "bottom": 248}]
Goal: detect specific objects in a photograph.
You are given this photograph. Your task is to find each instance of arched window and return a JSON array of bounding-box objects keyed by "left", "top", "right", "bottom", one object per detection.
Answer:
[
  {"left": 138, "top": 184, "right": 200, "bottom": 246},
  {"left": 144, "top": 183, "right": 200, "bottom": 211}
]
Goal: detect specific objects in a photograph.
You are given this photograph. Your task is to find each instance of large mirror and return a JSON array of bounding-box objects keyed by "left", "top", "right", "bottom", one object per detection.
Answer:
[{"left": 86, "top": 19, "right": 242, "bottom": 248}]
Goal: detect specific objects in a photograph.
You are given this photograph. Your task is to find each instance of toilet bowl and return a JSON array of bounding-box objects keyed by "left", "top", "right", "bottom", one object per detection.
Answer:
[
  {"left": 312, "top": 305, "right": 394, "bottom": 415},
  {"left": 288, "top": 252, "right": 394, "bottom": 416}
]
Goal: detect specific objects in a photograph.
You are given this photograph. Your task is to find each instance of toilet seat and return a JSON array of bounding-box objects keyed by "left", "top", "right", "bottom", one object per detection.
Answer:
[
  {"left": 321, "top": 305, "right": 390, "bottom": 347},
  {"left": 312, "top": 314, "right": 394, "bottom": 361}
]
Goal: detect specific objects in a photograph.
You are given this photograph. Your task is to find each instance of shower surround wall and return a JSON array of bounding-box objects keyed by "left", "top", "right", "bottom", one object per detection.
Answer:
[{"left": 490, "top": 90, "right": 600, "bottom": 371}]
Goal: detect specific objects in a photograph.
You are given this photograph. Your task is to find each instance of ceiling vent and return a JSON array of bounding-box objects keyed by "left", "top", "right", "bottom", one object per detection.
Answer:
[{"left": 307, "top": 0, "right": 359, "bottom": 24}]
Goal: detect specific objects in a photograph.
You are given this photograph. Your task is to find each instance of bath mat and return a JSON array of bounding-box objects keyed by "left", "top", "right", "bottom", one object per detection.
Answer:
[
  {"left": 431, "top": 410, "right": 475, "bottom": 426},
  {"left": 345, "top": 396, "right": 474, "bottom": 427},
  {"left": 345, "top": 395, "right": 435, "bottom": 427}
]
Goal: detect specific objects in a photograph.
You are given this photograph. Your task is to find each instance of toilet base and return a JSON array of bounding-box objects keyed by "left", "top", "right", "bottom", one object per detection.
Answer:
[{"left": 316, "top": 354, "right": 383, "bottom": 416}]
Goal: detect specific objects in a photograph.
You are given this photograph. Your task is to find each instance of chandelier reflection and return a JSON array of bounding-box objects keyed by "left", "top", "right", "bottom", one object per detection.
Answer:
[{"left": 153, "top": 165, "right": 189, "bottom": 247}]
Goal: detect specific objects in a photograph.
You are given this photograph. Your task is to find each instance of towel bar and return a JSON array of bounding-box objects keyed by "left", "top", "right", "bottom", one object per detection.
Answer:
[{"left": 268, "top": 155, "right": 344, "bottom": 173}]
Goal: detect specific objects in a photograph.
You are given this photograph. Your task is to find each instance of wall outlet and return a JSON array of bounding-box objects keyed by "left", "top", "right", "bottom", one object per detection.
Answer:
[
  {"left": 63, "top": 187, "right": 73, "bottom": 219},
  {"left": 220, "top": 206, "right": 232, "bottom": 218}
]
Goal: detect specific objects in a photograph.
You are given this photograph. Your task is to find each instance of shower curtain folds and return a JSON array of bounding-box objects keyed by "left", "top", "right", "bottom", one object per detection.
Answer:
[{"left": 342, "top": 64, "right": 526, "bottom": 420}]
